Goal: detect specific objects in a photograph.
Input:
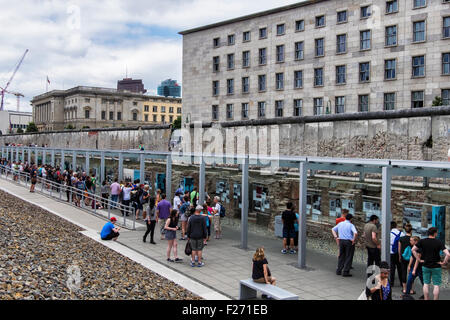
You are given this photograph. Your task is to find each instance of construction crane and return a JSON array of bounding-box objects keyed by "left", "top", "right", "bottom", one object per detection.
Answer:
[
  {"left": 0, "top": 49, "right": 29, "bottom": 111},
  {"left": 3, "top": 89, "right": 24, "bottom": 111}
]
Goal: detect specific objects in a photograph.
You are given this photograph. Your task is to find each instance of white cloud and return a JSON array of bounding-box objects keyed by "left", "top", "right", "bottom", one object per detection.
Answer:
[{"left": 0, "top": 0, "right": 303, "bottom": 112}]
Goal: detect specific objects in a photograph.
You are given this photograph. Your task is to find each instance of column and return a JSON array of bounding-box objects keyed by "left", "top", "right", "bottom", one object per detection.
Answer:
[
  {"left": 85, "top": 152, "right": 90, "bottom": 175},
  {"left": 51, "top": 150, "right": 55, "bottom": 167},
  {"left": 100, "top": 152, "right": 105, "bottom": 184},
  {"left": 381, "top": 166, "right": 392, "bottom": 264},
  {"left": 61, "top": 150, "right": 65, "bottom": 171},
  {"left": 35, "top": 148, "right": 38, "bottom": 165},
  {"left": 27, "top": 148, "right": 31, "bottom": 164},
  {"left": 22, "top": 148, "right": 25, "bottom": 162},
  {"left": 166, "top": 154, "right": 172, "bottom": 201},
  {"left": 42, "top": 149, "right": 46, "bottom": 165},
  {"left": 240, "top": 156, "right": 249, "bottom": 249},
  {"left": 72, "top": 151, "right": 76, "bottom": 171},
  {"left": 118, "top": 153, "right": 123, "bottom": 182},
  {"left": 199, "top": 156, "right": 205, "bottom": 205},
  {"left": 139, "top": 153, "right": 145, "bottom": 184},
  {"left": 298, "top": 161, "right": 308, "bottom": 268},
  {"left": 16, "top": 147, "right": 19, "bottom": 162}
]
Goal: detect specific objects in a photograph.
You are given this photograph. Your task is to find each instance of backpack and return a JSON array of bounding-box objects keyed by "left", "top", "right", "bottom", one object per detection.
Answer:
[
  {"left": 180, "top": 202, "right": 190, "bottom": 215},
  {"left": 219, "top": 203, "right": 226, "bottom": 218},
  {"left": 402, "top": 246, "right": 412, "bottom": 261},
  {"left": 391, "top": 230, "right": 402, "bottom": 254}
]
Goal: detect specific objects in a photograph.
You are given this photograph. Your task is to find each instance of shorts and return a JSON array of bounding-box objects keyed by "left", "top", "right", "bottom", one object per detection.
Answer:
[
  {"left": 180, "top": 213, "right": 188, "bottom": 222},
  {"left": 190, "top": 238, "right": 204, "bottom": 251},
  {"left": 422, "top": 267, "right": 442, "bottom": 286},
  {"left": 253, "top": 277, "right": 272, "bottom": 284},
  {"left": 165, "top": 230, "right": 176, "bottom": 241},
  {"left": 102, "top": 231, "right": 120, "bottom": 241},
  {"left": 283, "top": 227, "right": 296, "bottom": 240},
  {"left": 213, "top": 215, "right": 221, "bottom": 232}
]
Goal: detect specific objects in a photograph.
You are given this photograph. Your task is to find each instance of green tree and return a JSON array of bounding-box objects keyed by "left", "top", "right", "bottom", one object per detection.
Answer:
[
  {"left": 172, "top": 116, "right": 182, "bottom": 132},
  {"left": 25, "top": 122, "right": 38, "bottom": 133},
  {"left": 432, "top": 96, "right": 443, "bottom": 107},
  {"left": 65, "top": 124, "right": 75, "bottom": 130},
  {"left": 16, "top": 128, "right": 24, "bottom": 134}
]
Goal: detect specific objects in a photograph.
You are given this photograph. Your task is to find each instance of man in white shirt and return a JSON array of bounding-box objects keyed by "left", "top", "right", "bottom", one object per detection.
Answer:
[
  {"left": 212, "top": 196, "right": 223, "bottom": 239},
  {"left": 390, "top": 221, "right": 405, "bottom": 287},
  {"left": 173, "top": 192, "right": 182, "bottom": 211}
]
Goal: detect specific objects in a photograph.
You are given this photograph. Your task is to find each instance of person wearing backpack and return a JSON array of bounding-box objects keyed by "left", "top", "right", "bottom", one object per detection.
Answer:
[
  {"left": 190, "top": 187, "right": 199, "bottom": 208},
  {"left": 390, "top": 221, "right": 405, "bottom": 287},
  {"left": 398, "top": 224, "right": 413, "bottom": 294},
  {"left": 213, "top": 196, "right": 224, "bottom": 239}
]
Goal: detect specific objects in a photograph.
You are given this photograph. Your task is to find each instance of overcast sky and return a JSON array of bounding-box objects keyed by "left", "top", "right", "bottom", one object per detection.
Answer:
[{"left": 0, "top": 0, "right": 303, "bottom": 112}]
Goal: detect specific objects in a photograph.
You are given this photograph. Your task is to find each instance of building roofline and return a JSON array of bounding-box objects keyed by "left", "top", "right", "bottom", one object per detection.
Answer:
[
  {"left": 179, "top": 0, "right": 329, "bottom": 35},
  {"left": 31, "top": 86, "right": 182, "bottom": 104}
]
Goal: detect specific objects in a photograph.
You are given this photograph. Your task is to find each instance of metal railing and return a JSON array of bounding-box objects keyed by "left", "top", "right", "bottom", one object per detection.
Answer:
[{"left": 0, "top": 164, "right": 136, "bottom": 230}]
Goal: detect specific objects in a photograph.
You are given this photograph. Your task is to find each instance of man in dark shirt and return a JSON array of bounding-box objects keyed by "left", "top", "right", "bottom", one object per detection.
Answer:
[
  {"left": 281, "top": 202, "right": 297, "bottom": 254},
  {"left": 186, "top": 205, "right": 208, "bottom": 267},
  {"left": 412, "top": 227, "right": 450, "bottom": 300}
]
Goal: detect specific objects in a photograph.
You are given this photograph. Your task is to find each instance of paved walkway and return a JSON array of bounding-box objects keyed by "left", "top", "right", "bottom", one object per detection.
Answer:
[{"left": 1, "top": 177, "right": 449, "bottom": 300}]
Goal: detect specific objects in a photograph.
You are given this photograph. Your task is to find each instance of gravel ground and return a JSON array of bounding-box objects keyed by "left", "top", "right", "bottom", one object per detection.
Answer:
[{"left": 0, "top": 190, "right": 200, "bottom": 300}]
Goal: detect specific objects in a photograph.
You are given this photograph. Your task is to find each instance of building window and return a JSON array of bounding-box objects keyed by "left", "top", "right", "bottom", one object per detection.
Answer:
[
  {"left": 243, "top": 51, "right": 250, "bottom": 68},
  {"left": 414, "top": 0, "right": 426, "bottom": 8},
  {"left": 213, "top": 56, "right": 220, "bottom": 72},
  {"left": 314, "top": 68, "right": 324, "bottom": 86},
  {"left": 443, "top": 53, "right": 450, "bottom": 75},
  {"left": 336, "top": 65, "right": 346, "bottom": 84},
  {"left": 212, "top": 81, "right": 219, "bottom": 96},
  {"left": 384, "top": 93, "right": 396, "bottom": 110},
  {"left": 227, "top": 54, "right": 235, "bottom": 69},
  {"left": 117, "top": 112, "right": 122, "bottom": 121},
  {"left": 169, "top": 116, "right": 173, "bottom": 123},
  {"left": 153, "top": 106, "right": 158, "bottom": 112},
  {"left": 413, "top": 21, "right": 426, "bottom": 42},
  {"left": 243, "top": 31, "right": 251, "bottom": 42},
  {"left": 85, "top": 98, "right": 90, "bottom": 103},
  {"left": 359, "top": 95, "right": 369, "bottom": 112},
  {"left": 144, "top": 105, "right": 149, "bottom": 112},
  {"left": 315, "top": 15, "right": 325, "bottom": 27},
  {"left": 258, "top": 75, "right": 266, "bottom": 91},
  {"left": 361, "top": 5, "right": 372, "bottom": 18},
  {"left": 161, "top": 115, "right": 165, "bottom": 123},
  {"left": 212, "top": 105, "right": 219, "bottom": 121},
  {"left": 258, "top": 102, "right": 266, "bottom": 118},
  {"left": 360, "top": 30, "right": 371, "bottom": 50},
  {"left": 335, "top": 96, "right": 345, "bottom": 114},
  {"left": 314, "top": 98, "right": 324, "bottom": 115},
  {"left": 442, "top": 89, "right": 450, "bottom": 105},
  {"left": 226, "top": 104, "right": 233, "bottom": 120},
  {"left": 242, "top": 103, "right": 249, "bottom": 119},
  {"left": 177, "top": 107, "right": 181, "bottom": 114},
  {"left": 109, "top": 111, "right": 114, "bottom": 120},
  {"left": 133, "top": 102, "right": 138, "bottom": 106},
  {"left": 411, "top": 91, "right": 424, "bottom": 108},
  {"left": 276, "top": 73, "right": 284, "bottom": 90},
  {"left": 315, "top": 38, "right": 324, "bottom": 57},
  {"left": 259, "top": 48, "right": 267, "bottom": 65},
  {"left": 336, "top": 34, "right": 346, "bottom": 54},
  {"left": 227, "top": 79, "right": 234, "bottom": 95},
  {"left": 337, "top": 10, "right": 347, "bottom": 23},
  {"left": 444, "top": 17, "right": 450, "bottom": 38},
  {"left": 85, "top": 110, "right": 90, "bottom": 119},
  {"left": 295, "top": 20, "right": 304, "bottom": 32},
  {"left": 213, "top": 38, "right": 220, "bottom": 48},
  {"left": 293, "top": 99, "right": 303, "bottom": 116},
  {"left": 385, "top": 25, "right": 397, "bottom": 46},
  {"left": 276, "top": 45, "right": 285, "bottom": 63},
  {"left": 276, "top": 24, "right": 285, "bottom": 35},
  {"left": 359, "top": 62, "right": 371, "bottom": 82},
  {"left": 385, "top": 59, "right": 396, "bottom": 80},
  {"left": 386, "top": 0, "right": 398, "bottom": 14},
  {"left": 412, "top": 55, "right": 425, "bottom": 77},
  {"left": 132, "top": 112, "right": 138, "bottom": 121},
  {"left": 101, "top": 111, "right": 106, "bottom": 120},
  {"left": 295, "top": 41, "right": 304, "bottom": 60},
  {"left": 242, "top": 77, "right": 250, "bottom": 93},
  {"left": 169, "top": 107, "right": 174, "bottom": 114},
  {"left": 294, "top": 70, "right": 303, "bottom": 88},
  {"left": 153, "top": 115, "right": 157, "bottom": 122},
  {"left": 145, "top": 115, "right": 148, "bottom": 122},
  {"left": 228, "top": 34, "right": 235, "bottom": 45},
  {"left": 275, "top": 100, "right": 284, "bottom": 117},
  {"left": 259, "top": 27, "right": 267, "bottom": 39},
  {"left": 161, "top": 106, "right": 166, "bottom": 113}
]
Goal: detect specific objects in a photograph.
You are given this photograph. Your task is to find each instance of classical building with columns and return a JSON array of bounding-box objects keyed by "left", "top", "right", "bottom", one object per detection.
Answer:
[{"left": 32, "top": 86, "right": 182, "bottom": 131}]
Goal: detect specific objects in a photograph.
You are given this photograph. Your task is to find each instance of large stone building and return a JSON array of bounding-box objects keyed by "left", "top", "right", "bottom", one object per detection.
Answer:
[
  {"left": 141, "top": 97, "right": 182, "bottom": 124},
  {"left": 180, "top": 0, "right": 450, "bottom": 124},
  {"left": 31, "top": 86, "right": 182, "bottom": 131}
]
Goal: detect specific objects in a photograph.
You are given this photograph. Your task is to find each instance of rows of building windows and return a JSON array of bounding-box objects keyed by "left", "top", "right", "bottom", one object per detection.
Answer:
[
  {"left": 11, "top": 124, "right": 28, "bottom": 129},
  {"left": 213, "top": 1, "right": 450, "bottom": 49},
  {"left": 143, "top": 105, "right": 182, "bottom": 114},
  {"left": 211, "top": 89, "right": 450, "bottom": 121},
  {"left": 212, "top": 53, "right": 450, "bottom": 95}
]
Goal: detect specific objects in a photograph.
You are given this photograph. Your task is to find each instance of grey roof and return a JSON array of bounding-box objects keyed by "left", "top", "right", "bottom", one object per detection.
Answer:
[{"left": 179, "top": 0, "right": 329, "bottom": 35}]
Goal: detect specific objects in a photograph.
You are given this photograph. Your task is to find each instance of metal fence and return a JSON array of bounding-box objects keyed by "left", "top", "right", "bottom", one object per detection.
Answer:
[{"left": 0, "top": 164, "right": 136, "bottom": 230}]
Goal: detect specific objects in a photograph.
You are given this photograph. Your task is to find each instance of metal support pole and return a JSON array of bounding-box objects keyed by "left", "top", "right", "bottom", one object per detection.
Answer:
[
  {"left": 16, "top": 147, "right": 19, "bottom": 162},
  {"left": 27, "top": 148, "right": 31, "bottom": 164},
  {"left": 51, "top": 150, "right": 55, "bottom": 167},
  {"left": 61, "top": 151, "right": 65, "bottom": 171},
  {"left": 199, "top": 156, "right": 205, "bottom": 205},
  {"left": 42, "top": 150, "right": 46, "bottom": 165},
  {"left": 166, "top": 154, "right": 172, "bottom": 201},
  {"left": 140, "top": 154, "right": 145, "bottom": 184},
  {"left": 423, "top": 177, "right": 429, "bottom": 188},
  {"left": 35, "top": 148, "right": 38, "bottom": 165},
  {"left": 118, "top": 153, "right": 123, "bottom": 182},
  {"left": 240, "top": 156, "right": 249, "bottom": 249},
  {"left": 100, "top": 152, "right": 105, "bottom": 184},
  {"left": 85, "top": 152, "right": 90, "bottom": 175},
  {"left": 381, "top": 166, "right": 392, "bottom": 264},
  {"left": 298, "top": 161, "right": 308, "bottom": 269},
  {"left": 72, "top": 151, "right": 76, "bottom": 171},
  {"left": 22, "top": 148, "right": 25, "bottom": 162}
]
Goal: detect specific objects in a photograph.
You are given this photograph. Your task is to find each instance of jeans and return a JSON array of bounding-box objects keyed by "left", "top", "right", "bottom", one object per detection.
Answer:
[
  {"left": 406, "top": 267, "right": 423, "bottom": 294},
  {"left": 111, "top": 194, "right": 119, "bottom": 208}
]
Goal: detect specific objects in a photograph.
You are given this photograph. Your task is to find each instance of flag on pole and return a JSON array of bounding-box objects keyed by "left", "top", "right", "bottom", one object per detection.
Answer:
[{"left": 47, "top": 76, "right": 50, "bottom": 85}]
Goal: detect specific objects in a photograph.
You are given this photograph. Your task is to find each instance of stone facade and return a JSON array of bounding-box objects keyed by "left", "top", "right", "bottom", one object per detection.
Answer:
[{"left": 180, "top": 0, "right": 450, "bottom": 124}]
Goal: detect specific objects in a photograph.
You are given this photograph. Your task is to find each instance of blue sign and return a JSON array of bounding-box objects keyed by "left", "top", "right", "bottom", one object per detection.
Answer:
[{"left": 432, "top": 206, "right": 446, "bottom": 242}]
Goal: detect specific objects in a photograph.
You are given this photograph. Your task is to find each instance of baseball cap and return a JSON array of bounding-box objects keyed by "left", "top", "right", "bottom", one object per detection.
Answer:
[
  {"left": 111, "top": 217, "right": 117, "bottom": 222},
  {"left": 195, "top": 205, "right": 203, "bottom": 211}
]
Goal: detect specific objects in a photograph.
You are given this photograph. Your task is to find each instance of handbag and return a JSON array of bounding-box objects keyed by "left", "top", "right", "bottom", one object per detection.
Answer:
[{"left": 185, "top": 240, "right": 192, "bottom": 256}]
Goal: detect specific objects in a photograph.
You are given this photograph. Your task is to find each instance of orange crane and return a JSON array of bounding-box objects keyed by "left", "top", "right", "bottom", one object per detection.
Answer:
[{"left": 0, "top": 49, "right": 29, "bottom": 111}]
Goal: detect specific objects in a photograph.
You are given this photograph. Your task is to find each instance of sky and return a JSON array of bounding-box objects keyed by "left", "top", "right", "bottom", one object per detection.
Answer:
[{"left": 0, "top": 0, "right": 304, "bottom": 112}]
